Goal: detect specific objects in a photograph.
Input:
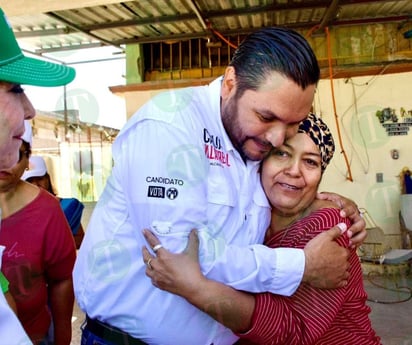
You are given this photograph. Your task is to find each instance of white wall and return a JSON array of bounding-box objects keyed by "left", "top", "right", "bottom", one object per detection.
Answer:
[{"left": 314, "top": 72, "right": 412, "bottom": 245}]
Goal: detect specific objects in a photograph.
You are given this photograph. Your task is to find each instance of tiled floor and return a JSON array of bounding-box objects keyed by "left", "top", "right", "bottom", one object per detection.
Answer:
[{"left": 71, "top": 273, "right": 412, "bottom": 345}]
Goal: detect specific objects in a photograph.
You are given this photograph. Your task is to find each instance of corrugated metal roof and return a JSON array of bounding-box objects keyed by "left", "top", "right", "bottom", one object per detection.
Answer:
[{"left": 6, "top": 0, "right": 412, "bottom": 62}]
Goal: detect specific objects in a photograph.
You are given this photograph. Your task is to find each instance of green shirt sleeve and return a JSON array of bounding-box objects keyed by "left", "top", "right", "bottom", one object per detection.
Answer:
[{"left": 0, "top": 272, "right": 9, "bottom": 293}]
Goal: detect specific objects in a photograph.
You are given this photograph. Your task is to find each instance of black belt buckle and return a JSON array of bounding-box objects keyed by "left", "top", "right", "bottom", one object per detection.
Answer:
[{"left": 84, "top": 316, "right": 147, "bottom": 345}]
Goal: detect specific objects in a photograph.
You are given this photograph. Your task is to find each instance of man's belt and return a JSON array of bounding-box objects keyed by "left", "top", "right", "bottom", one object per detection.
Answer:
[{"left": 84, "top": 316, "right": 147, "bottom": 345}]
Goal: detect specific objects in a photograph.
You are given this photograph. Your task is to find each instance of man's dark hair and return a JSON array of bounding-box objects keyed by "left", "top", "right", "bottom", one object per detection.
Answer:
[{"left": 229, "top": 27, "right": 320, "bottom": 98}]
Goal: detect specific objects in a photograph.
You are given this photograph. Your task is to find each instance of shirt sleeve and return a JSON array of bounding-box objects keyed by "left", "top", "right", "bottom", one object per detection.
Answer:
[
  {"left": 114, "top": 112, "right": 303, "bottom": 296},
  {"left": 198, "top": 235, "right": 305, "bottom": 295}
]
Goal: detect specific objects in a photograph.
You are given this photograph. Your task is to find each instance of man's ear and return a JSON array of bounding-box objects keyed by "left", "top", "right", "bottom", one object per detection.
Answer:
[{"left": 221, "top": 66, "right": 236, "bottom": 99}]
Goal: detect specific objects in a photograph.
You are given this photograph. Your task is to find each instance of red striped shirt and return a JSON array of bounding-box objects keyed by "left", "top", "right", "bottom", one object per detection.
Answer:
[{"left": 237, "top": 208, "right": 381, "bottom": 345}]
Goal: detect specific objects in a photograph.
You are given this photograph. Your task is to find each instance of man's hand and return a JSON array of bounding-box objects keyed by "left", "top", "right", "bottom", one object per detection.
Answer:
[
  {"left": 303, "top": 224, "right": 350, "bottom": 289},
  {"left": 317, "top": 192, "right": 366, "bottom": 247}
]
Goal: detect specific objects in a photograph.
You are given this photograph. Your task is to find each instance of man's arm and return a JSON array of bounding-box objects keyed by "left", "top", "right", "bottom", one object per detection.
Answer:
[
  {"left": 316, "top": 192, "right": 366, "bottom": 247},
  {"left": 302, "top": 223, "right": 350, "bottom": 288},
  {"left": 197, "top": 194, "right": 354, "bottom": 292},
  {"left": 300, "top": 196, "right": 361, "bottom": 288}
]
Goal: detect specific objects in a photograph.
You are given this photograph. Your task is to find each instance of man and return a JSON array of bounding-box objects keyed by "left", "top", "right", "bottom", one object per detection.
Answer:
[
  {"left": 74, "top": 27, "right": 365, "bottom": 345},
  {"left": 0, "top": 7, "right": 75, "bottom": 344}
]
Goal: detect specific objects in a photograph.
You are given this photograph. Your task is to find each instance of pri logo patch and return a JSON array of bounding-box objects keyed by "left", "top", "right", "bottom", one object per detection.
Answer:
[{"left": 166, "top": 188, "right": 178, "bottom": 200}]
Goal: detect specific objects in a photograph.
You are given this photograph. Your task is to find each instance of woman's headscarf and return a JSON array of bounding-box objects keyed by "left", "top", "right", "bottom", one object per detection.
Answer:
[{"left": 297, "top": 113, "right": 335, "bottom": 172}]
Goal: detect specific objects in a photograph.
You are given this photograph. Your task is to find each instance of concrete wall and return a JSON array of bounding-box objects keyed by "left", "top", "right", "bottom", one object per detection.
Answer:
[{"left": 315, "top": 72, "right": 412, "bottom": 248}]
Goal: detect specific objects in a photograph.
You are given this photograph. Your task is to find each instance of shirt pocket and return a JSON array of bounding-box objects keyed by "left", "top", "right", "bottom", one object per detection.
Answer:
[{"left": 206, "top": 171, "right": 237, "bottom": 238}]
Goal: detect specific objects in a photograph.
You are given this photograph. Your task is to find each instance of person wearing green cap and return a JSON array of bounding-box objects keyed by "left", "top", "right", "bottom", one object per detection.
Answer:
[
  {"left": 0, "top": 244, "right": 30, "bottom": 345},
  {"left": 0, "top": 7, "right": 75, "bottom": 171},
  {"left": 0, "top": 7, "right": 75, "bottom": 345}
]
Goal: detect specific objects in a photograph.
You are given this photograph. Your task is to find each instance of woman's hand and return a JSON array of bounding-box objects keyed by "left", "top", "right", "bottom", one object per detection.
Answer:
[
  {"left": 142, "top": 229, "right": 206, "bottom": 298},
  {"left": 316, "top": 192, "right": 366, "bottom": 247}
]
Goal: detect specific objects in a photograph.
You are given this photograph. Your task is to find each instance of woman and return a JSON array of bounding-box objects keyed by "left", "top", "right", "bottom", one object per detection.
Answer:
[
  {"left": 0, "top": 7, "right": 75, "bottom": 343},
  {"left": 142, "top": 113, "right": 381, "bottom": 345},
  {"left": 22, "top": 155, "right": 85, "bottom": 249},
  {"left": 0, "top": 140, "right": 76, "bottom": 344}
]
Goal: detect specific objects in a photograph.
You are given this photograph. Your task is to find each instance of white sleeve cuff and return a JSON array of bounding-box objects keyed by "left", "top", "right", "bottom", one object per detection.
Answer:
[{"left": 270, "top": 248, "right": 305, "bottom": 296}]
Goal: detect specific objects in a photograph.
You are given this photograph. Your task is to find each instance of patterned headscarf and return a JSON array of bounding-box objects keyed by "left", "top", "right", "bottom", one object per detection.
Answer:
[{"left": 297, "top": 113, "right": 335, "bottom": 172}]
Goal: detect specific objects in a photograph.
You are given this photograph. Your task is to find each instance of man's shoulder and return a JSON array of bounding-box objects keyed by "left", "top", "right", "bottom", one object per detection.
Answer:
[{"left": 120, "top": 85, "right": 212, "bottom": 139}]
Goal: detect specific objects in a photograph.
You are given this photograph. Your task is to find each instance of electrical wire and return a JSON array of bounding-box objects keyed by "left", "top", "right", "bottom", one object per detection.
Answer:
[
  {"left": 306, "top": 24, "right": 399, "bottom": 179},
  {"left": 325, "top": 26, "right": 353, "bottom": 182},
  {"left": 207, "top": 24, "right": 238, "bottom": 49},
  {"left": 366, "top": 271, "right": 412, "bottom": 304},
  {"left": 305, "top": 24, "right": 321, "bottom": 39},
  {"left": 342, "top": 78, "right": 370, "bottom": 174}
]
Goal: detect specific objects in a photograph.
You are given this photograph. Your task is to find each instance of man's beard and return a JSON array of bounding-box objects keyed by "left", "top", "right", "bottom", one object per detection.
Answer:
[
  {"left": 222, "top": 96, "right": 271, "bottom": 162},
  {"left": 221, "top": 96, "right": 248, "bottom": 162}
]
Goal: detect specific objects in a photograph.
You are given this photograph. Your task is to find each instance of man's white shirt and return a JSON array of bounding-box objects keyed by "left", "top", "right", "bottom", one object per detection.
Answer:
[{"left": 74, "top": 77, "right": 305, "bottom": 345}]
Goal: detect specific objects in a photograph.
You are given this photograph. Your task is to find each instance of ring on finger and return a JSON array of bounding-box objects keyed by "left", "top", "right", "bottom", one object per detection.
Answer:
[
  {"left": 152, "top": 244, "right": 163, "bottom": 253},
  {"left": 146, "top": 258, "right": 153, "bottom": 270}
]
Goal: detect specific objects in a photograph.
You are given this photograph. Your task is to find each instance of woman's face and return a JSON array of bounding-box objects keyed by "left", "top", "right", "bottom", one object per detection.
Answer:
[
  {"left": 261, "top": 133, "right": 322, "bottom": 217},
  {"left": 0, "top": 143, "right": 30, "bottom": 191},
  {"left": 0, "top": 82, "right": 35, "bottom": 170},
  {"left": 26, "top": 175, "right": 50, "bottom": 191}
]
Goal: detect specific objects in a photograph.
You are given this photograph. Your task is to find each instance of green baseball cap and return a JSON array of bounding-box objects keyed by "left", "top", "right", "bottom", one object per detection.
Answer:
[{"left": 0, "top": 8, "right": 75, "bottom": 86}]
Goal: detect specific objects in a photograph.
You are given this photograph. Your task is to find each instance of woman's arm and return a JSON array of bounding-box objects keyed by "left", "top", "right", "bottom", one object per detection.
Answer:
[
  {"left": 184, "top": 277, "right": 255, "bottom": 332},
  {"left": 4, "top": 291, "right": 17, "bottom": 314},
  {"left": 73, "top": 223, "right": 85, "bottom": 249},
  {"left": 48, "top": 278, "right": 74, "bottom": 345},
  {"left": 142, "top": 212, "right": 364, "bottom": 344},
  {"left": 143, "top": 230, "right": 255, "bottom": 332}
]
